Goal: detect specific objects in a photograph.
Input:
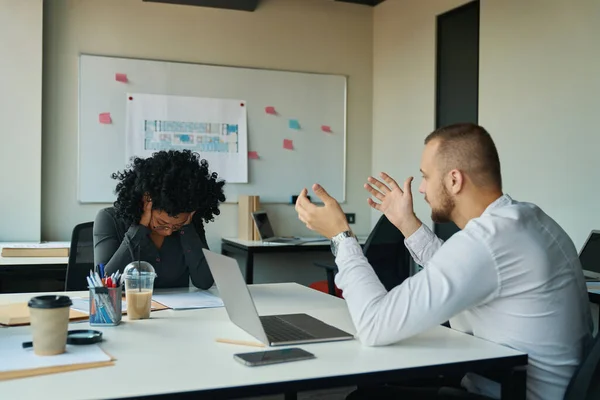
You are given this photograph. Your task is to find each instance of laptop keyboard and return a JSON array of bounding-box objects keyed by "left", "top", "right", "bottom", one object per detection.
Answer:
[{"left": 260, "top": 315, "right": 316, "bottom": 343}]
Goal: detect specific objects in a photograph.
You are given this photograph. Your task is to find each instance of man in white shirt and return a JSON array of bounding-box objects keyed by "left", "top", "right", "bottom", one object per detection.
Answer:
[{"left": 295, "top": 123, "right": 593, "bottom": 400}]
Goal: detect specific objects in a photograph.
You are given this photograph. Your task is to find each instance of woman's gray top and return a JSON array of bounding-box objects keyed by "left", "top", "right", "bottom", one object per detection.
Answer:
[{"left": 92, "top": 207, "right": 214, "bottom": 289}]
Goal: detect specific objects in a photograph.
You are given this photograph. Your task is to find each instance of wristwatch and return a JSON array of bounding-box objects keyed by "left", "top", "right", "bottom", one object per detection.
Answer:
[{"left": 330, "top": 230, "right": 356, "bottom": 257}]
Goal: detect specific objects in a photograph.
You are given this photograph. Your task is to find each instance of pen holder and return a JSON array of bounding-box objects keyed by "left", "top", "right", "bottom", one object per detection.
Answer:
[{"left": 89, "top": 285, "right": 122, "bottom": 326}]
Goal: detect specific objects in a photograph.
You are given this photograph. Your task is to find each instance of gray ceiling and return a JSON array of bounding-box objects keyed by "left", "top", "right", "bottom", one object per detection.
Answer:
[{"left": 142, "top": 0, "right": 386, "bottom": 12}]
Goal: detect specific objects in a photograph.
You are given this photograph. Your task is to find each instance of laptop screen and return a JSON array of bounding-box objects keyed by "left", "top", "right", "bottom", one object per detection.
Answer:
[
  {"left": 253, "top": 212, "right": 275, "bottom": 240},
  {"left": 580, "top": 231, "right": 600, "bottom": 273}
]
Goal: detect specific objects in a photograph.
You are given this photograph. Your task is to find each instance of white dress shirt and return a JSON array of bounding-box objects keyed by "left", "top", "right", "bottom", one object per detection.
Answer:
[{"left": 335, "top": 194, "right": 593, "bottom": 400}]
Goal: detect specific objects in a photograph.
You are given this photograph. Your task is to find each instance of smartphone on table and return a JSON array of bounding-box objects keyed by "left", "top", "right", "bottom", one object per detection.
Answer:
[{"left": 233, "top": 347, "right": 315, "bottom": 367}]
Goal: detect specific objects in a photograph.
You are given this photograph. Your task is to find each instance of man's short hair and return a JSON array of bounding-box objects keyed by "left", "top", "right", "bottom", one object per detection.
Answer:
[{"left": 425, "top": 123, "right": 502, "bottom": 190}]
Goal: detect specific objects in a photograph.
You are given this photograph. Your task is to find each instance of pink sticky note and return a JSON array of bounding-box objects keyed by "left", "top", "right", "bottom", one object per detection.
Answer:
[
  {"left": 248, "top": 151, "right": 259, "bottom": 159},
  {"left": 283, "top": 139, "right": 294, "bottom": 150},
  {"left": 115, "top": 73, "right": 128, "bottom": 83},
  {"left": 321, "top": 125, "right": 332, "bottom": 133},
  {"left": 99, "top": 112, "right": 112, "bottom": 124},
  {"left": 265, "top": 106, "right": 276, "bottom": 115}
]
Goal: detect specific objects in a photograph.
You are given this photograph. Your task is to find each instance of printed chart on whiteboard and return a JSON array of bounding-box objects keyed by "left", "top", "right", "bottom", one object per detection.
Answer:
[{"left": 125, "top": 93, "right": 248, "bottom": 183}]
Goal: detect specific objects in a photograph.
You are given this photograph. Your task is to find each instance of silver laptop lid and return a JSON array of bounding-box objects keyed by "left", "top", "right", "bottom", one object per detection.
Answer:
[
  {"left": 202, "top": 249, "right": 269, "bottom": 344},
  {"left": 251, "top": 211, "right": 275, "bottom": 241},
  {"left": 579, "top": 230, "right": 600, "bottom": 277}
]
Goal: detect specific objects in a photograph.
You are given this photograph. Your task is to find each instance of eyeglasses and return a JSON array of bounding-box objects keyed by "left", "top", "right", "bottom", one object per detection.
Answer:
[
  {"left": 151, "top": 216, "right": 185, "bottom": 232},
  {"left": 152, "top": 223, "right": 184, "bottom": 232}
]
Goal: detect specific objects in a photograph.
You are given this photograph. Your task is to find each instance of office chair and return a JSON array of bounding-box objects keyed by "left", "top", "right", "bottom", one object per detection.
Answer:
[
  {"left": 563, "top": 332, "right": 600, "bottom": 400},
  {"left": 309, "top": 214, "right": 411, "bottom": 297},
  {"left": 64, "top": 221, "right": 94, "bottom": 291},
  {"left": 357, "top": 335, "right": 599, "bottom": 400},
  {"left": 433, "top": 221, "right": 460, "bottom": 241}
]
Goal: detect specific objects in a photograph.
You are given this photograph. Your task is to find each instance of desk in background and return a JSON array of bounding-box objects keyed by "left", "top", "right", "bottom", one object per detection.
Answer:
[
  {"left": 0, "top": 243, "right": 68, "bottom": 293},
  {"left": 221, "top": 237, "right": 367, "bottom": 284},
  {"left": 0, "top": 283, "right": 527, "bottom": 399},
  {"left": 0, "top": 242, "right": 69, "bottom": 267}
]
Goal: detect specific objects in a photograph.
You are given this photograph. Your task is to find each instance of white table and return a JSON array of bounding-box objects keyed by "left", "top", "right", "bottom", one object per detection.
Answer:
[
  {"left": 221, "top": 237, "right": 368, "bottom": 284},
  {"left": 0, "top": 242, "right": 69, "bottom": 266},
  {"left": 0, "top": 283, "right": 527, "bottom": 400},
  {"left": 0, "top": 242, "right": 69, "bottom": 293}
]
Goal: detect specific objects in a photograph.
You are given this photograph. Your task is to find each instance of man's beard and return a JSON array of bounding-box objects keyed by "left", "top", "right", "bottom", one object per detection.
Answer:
[{"left": 430, "top": 185, "right": 455, "bottom": 224}]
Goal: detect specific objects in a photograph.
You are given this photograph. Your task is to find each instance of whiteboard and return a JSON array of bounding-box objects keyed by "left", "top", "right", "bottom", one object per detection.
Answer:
[{"left": 78, "top": 54, "right": 347, "bottom": 204}]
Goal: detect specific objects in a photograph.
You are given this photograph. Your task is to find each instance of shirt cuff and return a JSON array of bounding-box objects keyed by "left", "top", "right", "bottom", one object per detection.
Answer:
[
  {"left": 403, "top": 223, "right": 436, "bottom": 256},
  {"left": 334, "top": 236, "right": 363, "bottom": 268}
]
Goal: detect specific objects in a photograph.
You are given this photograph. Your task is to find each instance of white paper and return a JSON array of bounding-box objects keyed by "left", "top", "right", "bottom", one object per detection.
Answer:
[
  {"left": 0, "top": 335, "right": 111, "bottom": 373},
  {"left": 2, "top": 242, "right": 70, "bottom": 249},
  {"left": 70, "top": 297, "right": 127, "bottom": 314},
  {"left": 69, "top": 297, "right": 163, "bottom": 314},
  {"left": 297, "top": 237, "right": 329, "bottom": 243},
  {"left": 152, "top": 291, "right": 224, "bottom": 310},
  {"left": 126, "top": 93, "right": 248, "bottom": 183}
]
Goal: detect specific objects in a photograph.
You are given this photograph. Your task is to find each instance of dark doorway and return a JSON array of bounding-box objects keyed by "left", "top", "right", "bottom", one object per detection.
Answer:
[{"left": 434, "top": 0, "right": 479, "bottom": 241}]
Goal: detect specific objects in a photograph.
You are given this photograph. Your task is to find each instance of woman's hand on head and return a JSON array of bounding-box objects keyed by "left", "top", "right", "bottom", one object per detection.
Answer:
[{"left": 140, "top": 198, "right": 153, "bottom": 228}]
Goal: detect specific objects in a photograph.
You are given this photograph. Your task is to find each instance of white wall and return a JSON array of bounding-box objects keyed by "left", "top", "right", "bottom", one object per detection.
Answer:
[
  {"left": 41, "top": 0, "right": 373, "bottom": 285},
  {"left": 479, "top": 0, "right": 600, "bottom": 249},
  {"left": 372, "top": 0, "right": 470, "bottom": 229},
  {"left": 42, "top": 0, "right": 373, "bottom": 243},
  {"left": 373, "top": 0, "right": 600, "bottom": 250},
  {"left": 0, "top": 0, "right": 43, "bottom": 241}
]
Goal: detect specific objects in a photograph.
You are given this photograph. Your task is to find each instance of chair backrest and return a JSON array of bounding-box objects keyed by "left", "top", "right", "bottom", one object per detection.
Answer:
[
  {"left": 433, "top": 221, "right": 461, "bottom": 241},
  {"left": 64, "top": 221, "right": 94, "bottom": 291},
  {"left": 361, "top": 215, "right": 411, "bottom": 291},
  {"left": 564, "top": 333, "right": 600, "bottom": 400}
]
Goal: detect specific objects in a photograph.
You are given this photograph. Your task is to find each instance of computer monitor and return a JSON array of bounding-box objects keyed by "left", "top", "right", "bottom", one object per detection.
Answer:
[{"left": 579, "top": 230, "right": 600, "bottom": 279}]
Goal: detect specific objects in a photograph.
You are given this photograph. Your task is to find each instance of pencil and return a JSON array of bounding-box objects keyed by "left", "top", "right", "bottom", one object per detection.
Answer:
[{"left": 215, "top": 338, "right": 265, "bottom": 348}]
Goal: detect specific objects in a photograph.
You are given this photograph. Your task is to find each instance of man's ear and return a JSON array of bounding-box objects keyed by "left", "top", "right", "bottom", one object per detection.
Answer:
[{"left": 448, "top": 169, "right": 464, "bottom": 195}]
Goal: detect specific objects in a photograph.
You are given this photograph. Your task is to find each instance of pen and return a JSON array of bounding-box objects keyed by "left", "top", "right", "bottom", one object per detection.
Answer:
[
  {"left": 89, "top": 272, "right": 98, "bottom": 287},
  {"left": 94, "top": 271, "right": 103, "bottom": 287},
  {"left": 111, "top": 272, "right": 120, "bottom": 287},
  {"left": 89, "top": 271, "right": 98, "bottom": 287},
  {"left": 215, "top": 338, "right": 265, "bottom": 348}
]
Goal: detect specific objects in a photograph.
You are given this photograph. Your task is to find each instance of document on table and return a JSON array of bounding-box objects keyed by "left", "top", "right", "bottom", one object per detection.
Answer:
[
  {"left": 297, "top": 237, "right": 329, "bottom": 243},
  {"left": 0, "top": 335, "right": 111, "bottom": 374},
  {"left": 152, "top": 291, "right": 224, "bottom": 310},
  {"left": 70, "top": 297, "right": 127, "bottom": 314},
  {"left": 1, "top": 242, "right": 70, "bottom": 249},
  {"left": 69, "top": 297, "right": 166, "bottom": 314}
]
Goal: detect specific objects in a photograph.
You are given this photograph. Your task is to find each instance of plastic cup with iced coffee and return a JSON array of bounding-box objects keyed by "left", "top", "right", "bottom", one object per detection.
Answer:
[{"left": 123, "top": 261, "right": 156, "bottom": 320}]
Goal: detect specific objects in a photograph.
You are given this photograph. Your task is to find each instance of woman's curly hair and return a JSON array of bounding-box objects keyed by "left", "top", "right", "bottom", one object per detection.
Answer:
[{"left": 111, "top": 150, "right": 226, "bottom": 226}]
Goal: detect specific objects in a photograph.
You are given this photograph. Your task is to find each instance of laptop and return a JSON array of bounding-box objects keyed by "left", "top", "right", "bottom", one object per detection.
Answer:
[
  {"left": 579, "top": 230, "right": 600, "bottom": 281},
  {"left": 251, "top": 211, "right": 326, "bottom": 244},
  {"left": 202, "top": 249, "right": 354, "bottom": 346}
]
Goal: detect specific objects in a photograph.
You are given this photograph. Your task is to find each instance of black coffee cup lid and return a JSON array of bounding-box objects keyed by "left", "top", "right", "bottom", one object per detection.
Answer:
[{"left": 28, "top": 295, "right": 72, "bottom": 309}]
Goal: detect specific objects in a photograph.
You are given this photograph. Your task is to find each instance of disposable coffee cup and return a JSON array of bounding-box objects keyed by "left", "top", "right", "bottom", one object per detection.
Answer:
[
  {"left": 123, "top": 261, "right": 156, "bottom": 320},
  {"left": 27, "top": 295, "right": 72, "bottom": 356}
]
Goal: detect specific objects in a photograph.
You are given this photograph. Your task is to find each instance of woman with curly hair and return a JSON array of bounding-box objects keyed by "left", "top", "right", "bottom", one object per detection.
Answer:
[{"left": 93, "top": 150, "right": 226, "bottom": 289}]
